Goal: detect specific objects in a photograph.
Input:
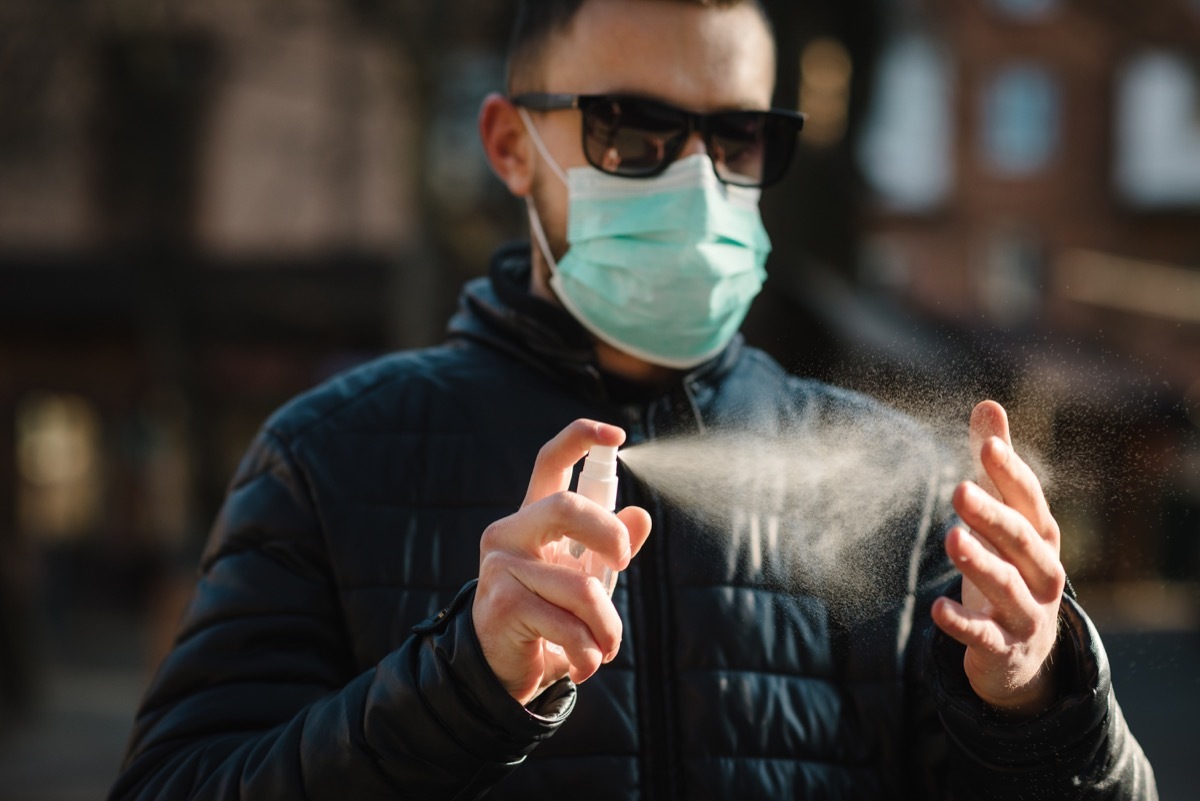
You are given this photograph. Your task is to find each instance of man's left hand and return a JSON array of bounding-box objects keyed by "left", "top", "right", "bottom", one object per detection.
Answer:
[{"left": 932, "top": 400, "right": 1067, "bottom": 716}]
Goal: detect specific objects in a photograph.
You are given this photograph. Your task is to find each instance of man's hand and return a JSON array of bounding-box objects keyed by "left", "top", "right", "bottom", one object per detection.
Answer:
[
  {"left": 932, "top": 400, "right": 1066, "bottom": 716},
  {"left": 473, "top": 420, "right": 652, "bottom": 707}
]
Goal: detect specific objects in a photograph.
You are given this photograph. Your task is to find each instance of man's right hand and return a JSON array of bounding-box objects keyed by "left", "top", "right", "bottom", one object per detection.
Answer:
[{"left": 473, "top": 419, "right": 652, "bottom": 706}]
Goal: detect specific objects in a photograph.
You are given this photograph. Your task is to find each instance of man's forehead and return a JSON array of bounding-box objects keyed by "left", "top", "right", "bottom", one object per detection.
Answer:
[{"left": 531, "top": 0, "right": 776, "bottom": 110}]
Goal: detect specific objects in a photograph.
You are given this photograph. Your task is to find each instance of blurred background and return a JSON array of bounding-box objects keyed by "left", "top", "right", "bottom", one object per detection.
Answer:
[{"left": 0, "top": 0, "right": 1197, "bottom": 797}]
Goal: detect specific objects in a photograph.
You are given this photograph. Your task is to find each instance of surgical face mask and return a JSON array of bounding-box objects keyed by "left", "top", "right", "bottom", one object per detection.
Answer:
[{"left": 519, "top": 108, "right": 772, "bottom": 370}]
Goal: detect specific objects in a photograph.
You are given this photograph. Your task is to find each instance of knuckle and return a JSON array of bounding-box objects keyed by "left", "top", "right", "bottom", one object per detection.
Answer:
[
  {"left": 477, "top": 551, "right": 499, "bottom": 580},
  {"left": 477, "top": 550, "right": 513, "bottom": 585},
  {"left": 563, "top": 566, "right": 597, "bottom": 598},
  {"left": 476, "top": 571, "right": 518, "bottom": 615},
  {"left": 574, "top": 650, "right": 604, "bottom": 680},
  {"left": 1044, "top": 517, "right": 1062, "bottom": 546},
  {"left": 550, "top": 489, "right": 588, "bottom": 521},
  {"left": 1047, "top": 560, "right": 1067, "bottom": 595},
  {"left": 977, "top": 511, "right": 998, "bottom": 537},
  {"left": 477, "top": 540, "right": 508, "bottom": 577},
  {"left": 594, "top": 632, "right": 620, "bottom": 658},
  {"left": 600, "top": 617, "right": 624, "bottom": 655},
  {"left": 488, "top": 584, "right": 520, "bottom": 616},
  {"left": 571, "top": 417, "right": 598, "bottom": 437},
  {"left": 534, "top": 438, "right": 557, "bottom": 468},
  {"left": 999, "top": 565, "right": 1024, "bottom": 599},
  {"left": 1011, "top": 524, "right": 1037, "bottom": 556},
  {"left": 479, "top": 522, "right": 501, "bottom": 552},
  {"left": 581, "top": 573, "right": 609, "bottom": 604},
  {"left": 542, "top": 492, "right": 568, "bottom": 525},
  {"left": 582, "top": 578, "right": 621, "bottom": 647}
]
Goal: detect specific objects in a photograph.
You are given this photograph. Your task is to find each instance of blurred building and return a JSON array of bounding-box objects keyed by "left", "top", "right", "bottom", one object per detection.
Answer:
[
  {"left": 0, "top": 0, "right": 519, "bottom": 718},
  {"left": 841, "top": 0, "right": 1200, "bottom": 592}
]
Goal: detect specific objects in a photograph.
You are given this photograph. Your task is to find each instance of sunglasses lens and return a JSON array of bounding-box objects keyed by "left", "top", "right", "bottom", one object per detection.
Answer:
[
  {"left": 578, "top": 96, "right": 801, "bottom": 187},
  {"left": 708, "top": 112, "right": 769, "bottom": 186},
  {"left": 582, "top": 98, "right": 689, "bottom": 176}
]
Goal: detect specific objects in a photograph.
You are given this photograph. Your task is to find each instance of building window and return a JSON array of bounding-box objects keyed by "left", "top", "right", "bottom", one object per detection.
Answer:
[
  {"left": 16, "top": 392, "right": 104, "bottom": 542},
  {"left": 799, "top": 37, "right": 854, "bottom": 148},
  {"left": 981, "top": 64, "right": 1060, "bottom": 177},
  {"left": 1114, "top": 50, "right": 1200, "bottom": 210},
  {"left": 978, "top": 225, "right": 1043, "bottom": 325},
  {"left": 987, "top": 0, "right": 1059, "bottom": 21},
  {"left": 858, "top": 33, "right": 954, "bottom": 211}
]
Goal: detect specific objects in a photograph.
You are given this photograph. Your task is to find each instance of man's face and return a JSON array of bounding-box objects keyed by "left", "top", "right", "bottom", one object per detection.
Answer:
[{"left": 521, "top": 0, "right": 777, "bottom": 274}]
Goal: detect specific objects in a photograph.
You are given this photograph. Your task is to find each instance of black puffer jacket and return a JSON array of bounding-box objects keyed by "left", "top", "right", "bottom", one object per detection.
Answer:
[{"left": 110, "top": 244, "right": 1156, "bottom": 800}]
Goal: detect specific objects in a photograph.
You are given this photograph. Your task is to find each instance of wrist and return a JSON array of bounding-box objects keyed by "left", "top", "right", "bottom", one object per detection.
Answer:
[
  {"left": 973, "top": 673, "right": 1056, "bottom": 718},
  {"left": 970, "top": 637, "right": 1062, "bottom": 718}
]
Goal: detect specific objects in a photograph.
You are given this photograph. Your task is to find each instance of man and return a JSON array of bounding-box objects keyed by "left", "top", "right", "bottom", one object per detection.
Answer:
[{"left": 110, "top": 1, "right": 1156, "bottom": 798}]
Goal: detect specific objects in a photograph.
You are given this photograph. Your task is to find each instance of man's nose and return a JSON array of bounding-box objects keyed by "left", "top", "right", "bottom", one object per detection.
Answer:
[{"left": 678, "top": 132, "right": 708, "bottom": 159}]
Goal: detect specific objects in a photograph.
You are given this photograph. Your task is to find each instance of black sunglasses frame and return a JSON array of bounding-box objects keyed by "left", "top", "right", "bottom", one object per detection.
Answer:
[{"left": 511, "top": 92, "right": 805, "bottom": 188}]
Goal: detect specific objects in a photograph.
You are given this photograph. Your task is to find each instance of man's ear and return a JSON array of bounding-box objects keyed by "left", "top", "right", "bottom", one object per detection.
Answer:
[{"left": 479, "top": 93, "right": 534, "bottom": 198}]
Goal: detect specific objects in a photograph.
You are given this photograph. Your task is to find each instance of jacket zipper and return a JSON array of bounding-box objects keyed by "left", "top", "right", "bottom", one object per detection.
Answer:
[{"left": 626, "top": 398, "right": 678, "bottom": 801}]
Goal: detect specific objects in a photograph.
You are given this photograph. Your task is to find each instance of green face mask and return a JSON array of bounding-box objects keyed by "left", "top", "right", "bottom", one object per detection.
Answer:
[{"left": 521, "top": 110, "right": 772, "bottom": 370}]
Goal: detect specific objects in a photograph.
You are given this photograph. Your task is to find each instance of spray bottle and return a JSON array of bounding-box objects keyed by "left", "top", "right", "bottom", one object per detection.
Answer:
[
  {"left": 544, "top": 445, "right": 621, "bottom": 658},
  {"left": 557, "top": 444, "right": 620, "bottom": 596}
]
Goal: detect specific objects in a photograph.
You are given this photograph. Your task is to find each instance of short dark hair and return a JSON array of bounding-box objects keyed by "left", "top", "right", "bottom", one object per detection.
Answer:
[{"left": 506, "top": 0, "right": 772, "bottom": 92}]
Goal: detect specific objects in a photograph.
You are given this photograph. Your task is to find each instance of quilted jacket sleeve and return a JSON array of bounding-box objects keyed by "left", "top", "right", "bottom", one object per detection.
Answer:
[
  {"left": 927, "top": 583, "right": 1158, "bottom": 800},
  {"left": 108, "top": 429, "right": 574, "bottom": 801}
]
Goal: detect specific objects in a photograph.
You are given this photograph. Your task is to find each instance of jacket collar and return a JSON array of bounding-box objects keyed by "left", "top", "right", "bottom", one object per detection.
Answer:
[{"left": 447, "top": 242, "right": 744, "bottom": 403}]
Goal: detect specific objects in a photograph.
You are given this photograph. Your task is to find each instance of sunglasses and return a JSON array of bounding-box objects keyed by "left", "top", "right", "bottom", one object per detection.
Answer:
[{"left": 511, "top": 93, "right": 805, "bottom": 189}]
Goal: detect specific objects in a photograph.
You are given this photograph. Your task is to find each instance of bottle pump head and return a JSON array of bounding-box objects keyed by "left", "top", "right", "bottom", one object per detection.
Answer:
[{"left": 578, "top": 445, "right": 619, "bottom": 511}]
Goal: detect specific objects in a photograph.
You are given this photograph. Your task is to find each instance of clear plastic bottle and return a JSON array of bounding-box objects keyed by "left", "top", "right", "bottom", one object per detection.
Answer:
[
  {"left": 556, "top": 444, "right": 620, "bottom": 596},
  {"left": 545, "top": 445, "right": 620, "bottom": 658}
]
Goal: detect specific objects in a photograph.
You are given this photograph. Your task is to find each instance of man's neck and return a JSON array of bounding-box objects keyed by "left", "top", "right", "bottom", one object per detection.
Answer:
[{"left": 595, "top": 342, "right": 679, "bottom": 387}]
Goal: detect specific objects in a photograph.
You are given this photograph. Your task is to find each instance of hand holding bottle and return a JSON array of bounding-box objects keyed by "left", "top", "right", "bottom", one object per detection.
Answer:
[{"left": 473, "top": 420, "right": 652, "bottom": 706}]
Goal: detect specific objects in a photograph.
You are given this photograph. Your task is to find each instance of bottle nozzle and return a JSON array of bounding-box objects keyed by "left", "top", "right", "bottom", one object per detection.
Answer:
[
  {"left": 579, "top": 446, "right": 619, "bottom": 511},
  {"left": 583, "top": 445, "right": 618, "bottom": 475}
]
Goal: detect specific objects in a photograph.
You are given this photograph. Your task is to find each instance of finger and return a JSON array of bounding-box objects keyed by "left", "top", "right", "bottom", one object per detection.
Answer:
[
  {"left": 509, "top": 589, "right": 607, "bottom": 683},
  {"left": 978, "top": 436, "right": 1060, "bottom": 549},
  {"left": 492, "top": 558, "right": 623, "bottom": 678},
  {"left": 944, "top": 526, "right": 1041, "bottom": 637},
  {"left": 617, "top": 505, "right": 652, "bottom": 561},
  {"left": 484, "top": 491, "right": 634, "bottom": 567},
  {"left": 931, "top": 595, "right": 1008, "bottom": 655},
  {"left": 953, "top": 482, "right": 1065, "bottom": 601},
  {"left": 524, "top": 419, "right": 626, "bottom": 506},
  {"left": 508, "top": 556, "right": 625, "bottom": 656},
  {"left": 970, "top": 400, "right": 1010, "bottom": 499}
]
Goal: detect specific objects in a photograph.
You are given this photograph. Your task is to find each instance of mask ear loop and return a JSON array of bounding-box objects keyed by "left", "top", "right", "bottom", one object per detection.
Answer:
[
  {"left": 517, "top": 107, "right": 569, "bottom": 185},
  {"left": 516, "top": 107, "right": 569, "bottom": 273},
  {"left": 524, "top": 195, "right": 558, "bottom": 274}
]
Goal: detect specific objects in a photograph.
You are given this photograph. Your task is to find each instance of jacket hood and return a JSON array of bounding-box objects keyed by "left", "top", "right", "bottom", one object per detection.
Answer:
[{"left": 447, "top": 242, "right": 744, "bottom": 402}]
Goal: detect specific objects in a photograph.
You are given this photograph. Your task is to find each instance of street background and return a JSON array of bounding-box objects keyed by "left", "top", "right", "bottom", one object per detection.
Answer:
[{"left": 1, "top": 0, "right": 1197, "bottom": 797}]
